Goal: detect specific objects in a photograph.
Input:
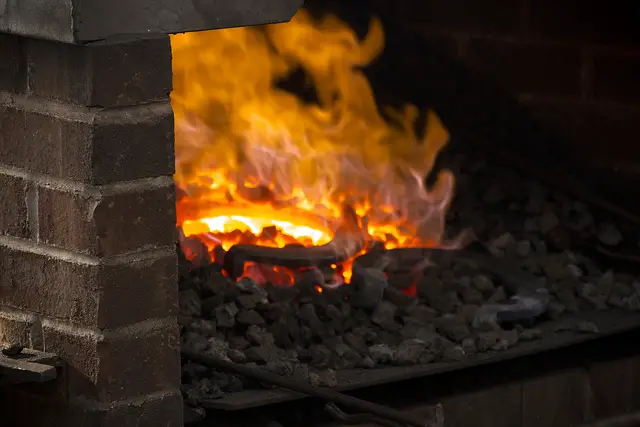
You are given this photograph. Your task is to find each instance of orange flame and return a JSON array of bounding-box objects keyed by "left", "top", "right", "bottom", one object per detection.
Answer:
[{"left": 171, "top": 10, "right": 456, "bottom": 283}]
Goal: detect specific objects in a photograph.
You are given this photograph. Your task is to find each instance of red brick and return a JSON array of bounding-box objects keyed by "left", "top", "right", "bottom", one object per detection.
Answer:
[
  {"left": 589, "top": 355, "right": 640, "bottom": 419},
  {"left": 26, "top": 38, "right": 172, "bottom": 108},
  {"left": 0, "top": 174, "right": 31, "bottom": 239},
  {"left": 522, "top": 368, "right": 590, "bottom": 427},
  {"left": 526, "top": 0, "right": 640, "bottom": 46},
  {"left": 0, "top": 34, "right": 27, "bottom": 94},
  {"left": 0, "top": 245, "right": 178, "bottom": 328},
  {"left": 592, "top": 51, "right": 640, "bottom": 103},
  {"left": 463, "top": 38, "right": 582, "bottom": 97},
  {"left": 38, "top": 184, "right": 176, "bottom": 256},
  {"left": 42, "top": 322, "right": 180, "bottom": 402},
  {"left": 0, "top": 103, "right": 174, "bottom": 184}
]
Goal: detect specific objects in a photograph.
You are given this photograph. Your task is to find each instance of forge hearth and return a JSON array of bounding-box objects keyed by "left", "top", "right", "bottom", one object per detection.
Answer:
[
  {"left": 172, "top": 4, "right": 640, "bottom": 427},
  {"left": 176, "top": 116, "right": 640, "bottom": 405},
  {"left": 3, "top": 1, "right": 640, "bottom": 427}
]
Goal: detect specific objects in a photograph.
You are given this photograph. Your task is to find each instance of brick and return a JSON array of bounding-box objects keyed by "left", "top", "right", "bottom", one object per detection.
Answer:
[
  {"left": 441, "top": 383, "right": 522, "bottom": 427},
  {"left": 1, "top": 389, "right": 183, "bottom": 427},
  {"left": 38, "top": 184, "right": 176, "bottom": 256},
  {"left": 0, "top": 34, "right": 27, "bottom": 93},
  {"left": 0, "top": 174, "right": 31, "bottom": 239},
  {"left": 592, "top": 51, "right": 640, "bottom": 103},
  {"left": 589, "top": 355, "right": 640, "bottom": 419},
  {"left": 0, "top": 105, "right": 92, "bottom": 180},
  {"left": 371, "top": 0, "right": 525, "bottom": 35},
  {"left": 71, "top": 391, "right": 184, "bottom": 427},
  {"left": 0, "top": 246, "right": 178, "bottom": 328},
  {"left": 42, "top": 322, "right": 180, "bottom": 402},
  {"left": 522, "top": 368, "right": 590, "bottom": 427},
  {"left": 527, "top": 0, "right": 640, "bottom": 46},
  {"left": 99, "top": 257, "right": 178, "bottom": 329},
  {"left": 0, "top": 310, "right": 32, "bottom": 346},
  {"left": 0, "top": 103, "right": 175, "bottom": 184},
  {"left": 26, "top": 37, "right": 172, "bottom": 108},
  {"left": 463, "top": 39, "right": 582, "bottom": 97},
  {"left": 91, "top": 110, "right": 175, "bottom": 184}
]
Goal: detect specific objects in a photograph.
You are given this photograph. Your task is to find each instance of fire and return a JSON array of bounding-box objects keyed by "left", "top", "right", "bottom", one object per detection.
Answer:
[{"left": 171, "top": 10, "right": 456, "bottom": 284}]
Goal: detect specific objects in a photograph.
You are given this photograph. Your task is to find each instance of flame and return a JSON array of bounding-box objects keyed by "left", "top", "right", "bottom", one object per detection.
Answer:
[{"left": 171, "top": 10, "right": 456, "bottom": 284}]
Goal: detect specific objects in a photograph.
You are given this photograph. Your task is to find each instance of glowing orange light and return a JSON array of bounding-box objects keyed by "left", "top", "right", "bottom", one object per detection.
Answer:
[{"left": 171, "top": 10, "right": 458, "bottom": 284}]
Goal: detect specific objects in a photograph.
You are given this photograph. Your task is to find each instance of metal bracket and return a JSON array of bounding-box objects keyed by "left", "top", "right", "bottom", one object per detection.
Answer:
[{"left": 0, "top": 347, "right": 60, "bottom": 386}]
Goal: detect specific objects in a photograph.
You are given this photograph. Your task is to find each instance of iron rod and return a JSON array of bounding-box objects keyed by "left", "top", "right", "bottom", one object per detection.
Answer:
[{"left": 181, "top": 349, "right": 433, "bottom": 427}]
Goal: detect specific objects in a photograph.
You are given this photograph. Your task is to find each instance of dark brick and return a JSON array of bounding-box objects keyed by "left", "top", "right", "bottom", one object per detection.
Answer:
[
  {"left": 522, "top": 368, "right": 590, "bottom": 427},
  {"left": 38, "top": 184, "right": 176, "bottom": 256},
  {"left": 524, "top": 99, "right": 640, "bottom": 168},
  {"left": 27, "top": 37, "right": 172, "bottom": 108},
  {"left": 0, "top": 380, "right": 72, "bottom": 426},
  {"left": 72, "top": 391, "right": 184, "bottom": 427},
  {"left": 0, "top": 103, "right": 174, "bottom": 183},
  {"left": 100, "top": 256, "right": 179, "bottom": 329},
  {"left": 0, "top": 245, "right": 178, "bottom": 328},
  {"left": 91, "top": 109, "right": 175, "bottom": 184},
  {"left": 371, "top": 0, "right": 525, "bottom": 35},
  {"left": 590, "top": 355, "right": 640, "bottom": 419},
  {"left": 527, "top": 0, "right": 640, "bottom": 46},
  {"left": 0, "top": 34, "right": 27, "bottom": 93},
  {"left": 0, "top": 310, "right": 32, "bottom": 346},
  {"left": 1, "top": 389, "right": 183, "bottom": 427},
  {"left": 0, "top": 105, "right": 92, "bottom": 181},
  {"left": 442, "top": 383, "right": 522, "bottom": 427},
  {"left": 0, "top": 174, "right": 31, "bottom": 239},
  {"left": 592, "top": 51, "right": 640, "bottom": 103},
  {"left": 42, "top": 322, "right": 180, "bottom": 402},
  {"left": 463, "top": 39, "right": 582, "bottom": 97}
]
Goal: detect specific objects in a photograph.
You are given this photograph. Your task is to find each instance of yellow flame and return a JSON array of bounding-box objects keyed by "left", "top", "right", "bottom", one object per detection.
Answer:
[{"left": 171, "top": 9, "right": 454, "bottom": 256}]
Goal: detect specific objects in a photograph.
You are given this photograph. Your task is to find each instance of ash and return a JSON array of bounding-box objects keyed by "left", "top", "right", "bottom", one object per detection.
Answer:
[{"left": 179, "top": 142, "right": 640, "bottom": 406}]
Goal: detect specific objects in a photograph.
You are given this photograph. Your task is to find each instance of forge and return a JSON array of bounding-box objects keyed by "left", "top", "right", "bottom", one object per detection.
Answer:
[
  {"left": 173, "top": 9, "right": 460, "bottom": 288},
  {"left": 174, "top": 4, "right": 640, "bottom": 426},
  {"left": 2, "top": 1, "right": 640, "bottom": 427}
]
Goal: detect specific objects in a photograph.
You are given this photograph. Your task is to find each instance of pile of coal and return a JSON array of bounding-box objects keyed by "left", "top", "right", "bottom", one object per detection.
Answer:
[{"left": 179, "top": 137, "right": 640, "bottom": 404}]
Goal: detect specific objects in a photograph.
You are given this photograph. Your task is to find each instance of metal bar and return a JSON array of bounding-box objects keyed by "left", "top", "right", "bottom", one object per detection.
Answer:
[
  {"left": 181, "top": 349, "right": 434, "bottom": 427},
  {"left": 0, "top": 356, "right": 57, "bottom": 385},
  {"left": 324, "top": 402, "right": 405, "bottom": 427},
  {"left": 223, "top": 204, "right": 365, "bottom": 279}
]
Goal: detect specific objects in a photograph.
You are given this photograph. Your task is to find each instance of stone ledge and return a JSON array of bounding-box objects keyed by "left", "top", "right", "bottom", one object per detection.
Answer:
[{"left": 0, "top": 0, "right": 303, "bottom": 43}]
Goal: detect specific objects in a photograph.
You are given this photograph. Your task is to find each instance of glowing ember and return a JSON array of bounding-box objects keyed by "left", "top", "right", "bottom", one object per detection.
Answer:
[{"left": 170, "top": 10, "right": 459, "bottom": 284}]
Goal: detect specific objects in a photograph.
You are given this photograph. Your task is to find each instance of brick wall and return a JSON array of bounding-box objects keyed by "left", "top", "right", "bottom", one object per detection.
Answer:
[
  {"left": 0, "top": 35, "right": 182, "bottom": 426},
  {"left": 362, "top": 0, "right": 640, "bottom": 171}
]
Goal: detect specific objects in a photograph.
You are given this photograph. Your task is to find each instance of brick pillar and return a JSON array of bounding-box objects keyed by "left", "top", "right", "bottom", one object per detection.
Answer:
[{"left": 0, "top": 34, "right": 182, "bottom": 426}]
